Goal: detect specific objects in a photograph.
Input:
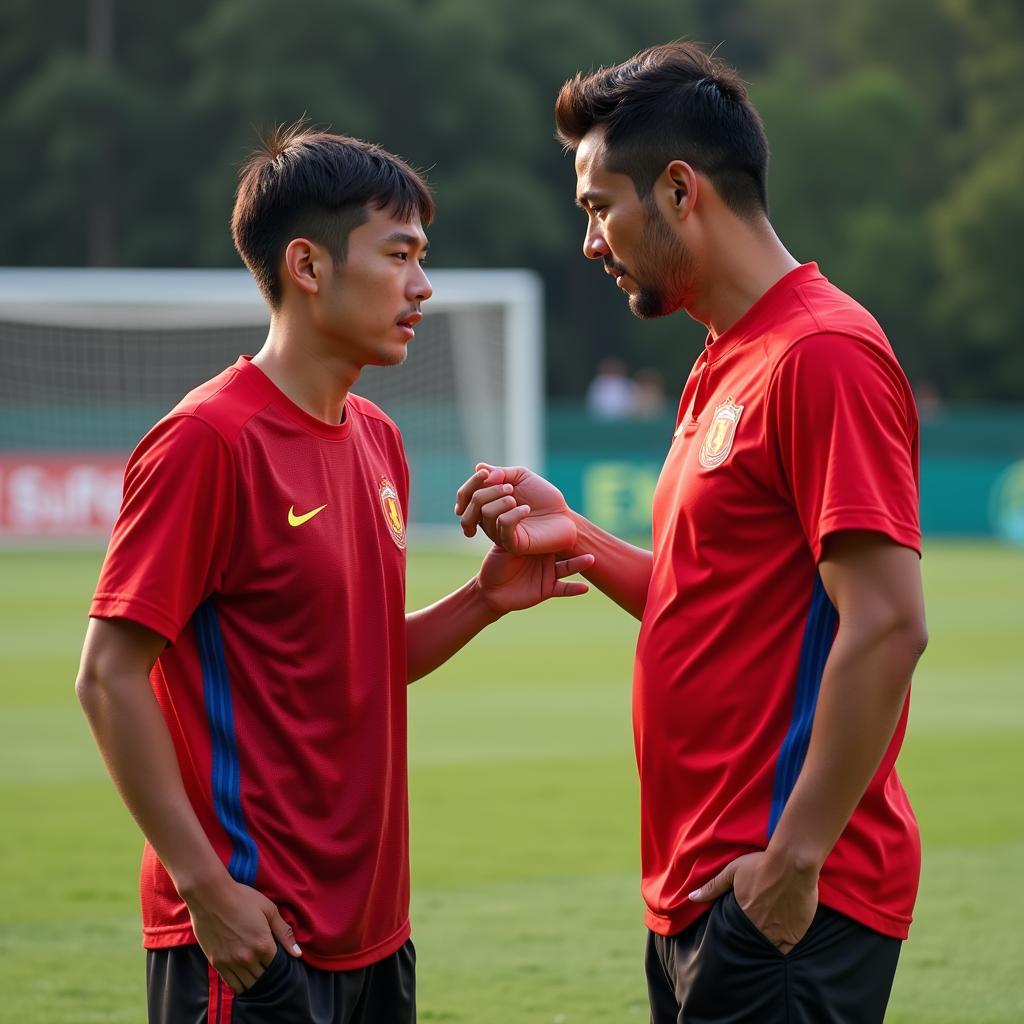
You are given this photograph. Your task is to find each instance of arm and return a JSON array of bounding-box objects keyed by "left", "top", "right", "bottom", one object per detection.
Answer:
[
  {"left": 690, "top": 531, "right": 927, "bottom": 951},
  {"left": 455, "top": 464, "right": 653, "bottom": 620},
  {"left": 566, "top": 509, "right": 652, "bottom": 620},
  {"left": 406, "top": 547, "right": 594, "bottom": 682},
  {"left": 76, "top": 617, "right": 301, "bottom": 992}
]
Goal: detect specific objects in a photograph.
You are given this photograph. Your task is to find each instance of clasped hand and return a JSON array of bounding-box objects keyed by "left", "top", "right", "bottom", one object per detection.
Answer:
[{"left": 455, "top": 463, "right": 576, "bottom": 554}]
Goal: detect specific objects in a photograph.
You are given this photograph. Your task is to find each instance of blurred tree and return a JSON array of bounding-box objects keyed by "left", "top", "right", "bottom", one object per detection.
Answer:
[
  {"left": 929, "top": 0, "right": 1024, "bottom": 398},
  {"left": 755, "top": 64, "right": 938, "bottom": 383},
  {"left": 1, "top": 0, "right": 1019, "bottom": 400}
]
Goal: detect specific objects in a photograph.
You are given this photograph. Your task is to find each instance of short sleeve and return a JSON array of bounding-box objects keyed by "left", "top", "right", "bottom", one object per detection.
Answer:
[
  {"left": 91, "top": 415, "right": 236, "bottom": 642},
  {"left": 767, "top": 334, "right": 921, "bottom": 562}
]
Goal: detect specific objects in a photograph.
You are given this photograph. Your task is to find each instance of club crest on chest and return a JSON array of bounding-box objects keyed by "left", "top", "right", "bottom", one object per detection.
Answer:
[
  {"left": 698, "top": 397, "right": 744, "bottom": 469},
  {"left": 378, "top": 476, "right": 406, "bottom": 549}
]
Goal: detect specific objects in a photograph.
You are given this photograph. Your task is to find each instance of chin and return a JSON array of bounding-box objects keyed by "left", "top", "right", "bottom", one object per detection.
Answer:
[
  {"left": 629, "top": 291, "right": 675, "bottom": 320},
  {"left": 374, "top": 346, "right": 409, "bottom": 367}
]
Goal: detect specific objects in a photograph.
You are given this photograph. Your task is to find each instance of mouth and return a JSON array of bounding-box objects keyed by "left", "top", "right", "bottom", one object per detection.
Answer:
[
  {"left": 395, "top": 310, "right": 422, "bottom": 338},
  {"left": 604, "top": 262, "right": 627, "bottom": 286}
]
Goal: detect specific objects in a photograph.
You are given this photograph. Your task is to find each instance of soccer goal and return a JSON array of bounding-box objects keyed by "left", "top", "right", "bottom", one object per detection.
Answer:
[{"left": 0, "top": 268, "right": 543, "bottom": 543}]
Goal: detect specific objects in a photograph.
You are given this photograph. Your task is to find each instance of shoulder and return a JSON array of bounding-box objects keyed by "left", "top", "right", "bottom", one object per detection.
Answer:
[
  {"left": 762, "top": 278, "right": 908, "bottom": 395},
  {"left": 349, "top": 394, "right": 404, "bottom": 443},
  {"left": 165, "top": 362, "right": 271, "bottom": 448}
]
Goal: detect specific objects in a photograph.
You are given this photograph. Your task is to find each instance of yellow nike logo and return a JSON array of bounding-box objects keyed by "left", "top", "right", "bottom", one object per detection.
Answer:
[{"left": 288, "top": 503, "right": 327, "bottom": 527}]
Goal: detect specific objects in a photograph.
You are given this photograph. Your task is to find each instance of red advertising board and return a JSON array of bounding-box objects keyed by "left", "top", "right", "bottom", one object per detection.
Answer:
[{"left": 0, "top": 454, "right": 127, "bottom": 540}]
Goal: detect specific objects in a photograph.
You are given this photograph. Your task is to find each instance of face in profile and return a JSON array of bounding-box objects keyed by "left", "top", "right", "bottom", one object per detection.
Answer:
[
  {"left": 312, "top": 206, "right": 432, "bottom": 369},
  {"left": 575, "top": 131, "right": 694, "bottom": 320}
]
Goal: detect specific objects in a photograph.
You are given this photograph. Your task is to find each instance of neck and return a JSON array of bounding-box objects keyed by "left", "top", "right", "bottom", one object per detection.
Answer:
[
  {"left": 687, "top": 218, "right": 800, "bottom": 340},
  {"left": 252, "top": 315, "right": 360, "bottom": 425}
]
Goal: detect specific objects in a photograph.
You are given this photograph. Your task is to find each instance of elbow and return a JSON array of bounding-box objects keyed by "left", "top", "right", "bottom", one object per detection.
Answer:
[
  {"left": 886, "top": 615, "right": 928, "bottom": 678},
  {"left": 75, "top": 656, "right": 109, "bottom": 715}
]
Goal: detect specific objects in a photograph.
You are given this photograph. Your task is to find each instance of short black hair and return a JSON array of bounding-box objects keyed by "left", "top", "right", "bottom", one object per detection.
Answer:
[
  {"left": 555, "top": 41, "right": 769, "bottom": 218},
  {"left": 232, "top": 122, "right": 435, "bottom": 307}
]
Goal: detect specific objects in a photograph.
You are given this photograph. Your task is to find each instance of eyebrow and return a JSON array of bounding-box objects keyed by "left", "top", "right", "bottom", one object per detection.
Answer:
[{"left": 382, "top": 231, "right": 428, "bottom": 251}]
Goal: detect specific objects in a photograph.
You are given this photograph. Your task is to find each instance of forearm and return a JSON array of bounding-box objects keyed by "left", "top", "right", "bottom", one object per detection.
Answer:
[
  {"left": 406, "top": 577, "right": 500, "bottom": 683},
  {"left": 568, "top": 510, "right": 652, "bottom": 620},
  {"left": 76, "top": 664, "right": 230, "bottom": 898},
  {"left": 765, "top": 620, "right": 925, "bottom": 872}
]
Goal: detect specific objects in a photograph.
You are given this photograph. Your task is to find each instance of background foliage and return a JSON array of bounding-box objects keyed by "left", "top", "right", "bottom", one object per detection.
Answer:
[{"left": 3, "top": 0, "right": 1022, "bottom": 399}]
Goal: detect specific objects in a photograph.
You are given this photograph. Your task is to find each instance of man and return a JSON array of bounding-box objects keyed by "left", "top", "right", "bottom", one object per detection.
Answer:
[
  {"left": 456, "top": 42, "right": 927, "bottom": 1023},
  {"left": 76, "top": 125, "right": 592, "bottom": 1024}
]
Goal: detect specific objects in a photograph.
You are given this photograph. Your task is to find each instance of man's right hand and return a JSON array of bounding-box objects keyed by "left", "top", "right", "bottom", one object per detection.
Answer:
[
  {"left": 455, "top": 463, "right": 577, "bottom": 555},
  {"left": 184, "top": 876, "right": 302, "bottom": 994}
]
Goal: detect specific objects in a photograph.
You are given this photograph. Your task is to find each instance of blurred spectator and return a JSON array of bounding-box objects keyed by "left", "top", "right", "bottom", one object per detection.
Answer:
[
  {"left": 913, "top": 380, "right": 944, "bottom": 423},
  {"left": 633, "top": 367, "right": 668, "bottom": 419},
  {"left": 586, "top": 357, "right": 637, "bottom": 419}
]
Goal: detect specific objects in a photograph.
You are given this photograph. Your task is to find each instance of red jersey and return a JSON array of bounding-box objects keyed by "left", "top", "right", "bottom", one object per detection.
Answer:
[
  {"left": 635, "top": 263, "right": 921, "bottom": 940},
  {"left": 91, "top": 356, "right": 412, "bottom": 970}
]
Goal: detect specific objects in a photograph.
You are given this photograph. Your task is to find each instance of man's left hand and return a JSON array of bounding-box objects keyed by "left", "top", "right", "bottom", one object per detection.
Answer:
[
  {"left": 688, "top": 851, "right": 819, "bottom": 954},
  {"left": 476, "top": 547, "right": 594, "bottom": 616}
]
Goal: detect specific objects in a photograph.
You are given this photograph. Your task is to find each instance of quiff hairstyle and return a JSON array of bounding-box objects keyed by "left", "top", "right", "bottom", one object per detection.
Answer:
[
  {"left": 555, "top": 41, "right": 769, "bottom": 219},
  {"left": 232, "top": 123, "right": 435, "bottom": 307}
]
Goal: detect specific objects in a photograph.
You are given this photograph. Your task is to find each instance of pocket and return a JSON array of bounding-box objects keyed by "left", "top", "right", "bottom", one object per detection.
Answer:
[
  {"left": 237, "top": 943, "right": 289, "bottom": 1001},
  {"left": 720, "top": 891, "right": 785, "bottom": 958}
]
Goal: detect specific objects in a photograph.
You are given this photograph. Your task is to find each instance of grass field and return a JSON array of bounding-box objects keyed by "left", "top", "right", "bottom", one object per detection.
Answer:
[{"left": 1, "top": 542, "right": 1022, "bottom": 1023}]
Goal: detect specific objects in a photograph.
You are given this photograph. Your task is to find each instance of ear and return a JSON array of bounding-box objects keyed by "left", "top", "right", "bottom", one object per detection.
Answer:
[
  {"left": 660, "top": 160, "right": 699, "bottom": 222},
  {"left": 282, "top": 237, "right": 323, "bottom": 297}
]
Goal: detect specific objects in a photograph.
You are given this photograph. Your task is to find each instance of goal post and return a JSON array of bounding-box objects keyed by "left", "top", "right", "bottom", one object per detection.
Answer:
[{"left": 0, "top": 267, "right": 544, "bottom": 543}]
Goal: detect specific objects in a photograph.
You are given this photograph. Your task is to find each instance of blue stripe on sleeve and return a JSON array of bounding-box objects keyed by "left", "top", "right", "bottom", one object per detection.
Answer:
[
  {"left": 194, "top": 601, "right": 259, "bottom": 885},
  {"left": 767, "top": 575, "right": 838, "bottom": 838}
]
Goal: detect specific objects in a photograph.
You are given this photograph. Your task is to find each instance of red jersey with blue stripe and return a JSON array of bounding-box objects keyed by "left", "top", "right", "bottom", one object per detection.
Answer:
[
  {"left": 91, "top": 356, "right": 411, "bottom": 969},
  {"left": 635, "top": 263, "right": 921, "bottom": 940}
]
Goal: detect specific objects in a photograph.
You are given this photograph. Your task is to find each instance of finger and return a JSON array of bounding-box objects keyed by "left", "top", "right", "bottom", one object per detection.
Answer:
[
  {"left": 454, "top": 468, "right": 491, "bottom": 516},
  {"left": 230, "top": 963, "right": 261, "bottom": 992},
  {"left": 495, "top": 504, "right": 532, "bottom": 552},
  {"left": 555, "top": 553, "right": 594, "bottom": 577},
  {"left": 461, "top": 491, "right": 514, "bottom": 538},
  {"left": 219, "top": 967, "right": 246, "bottom": 995},
  {"left": 478, "top": 495, "right": 518, "bottom": 536},
  {"left": 688, "top": 864, "right": 736, "bottom": 903},
  {"left": 552, "top": 580, "right": 590, "bottom": 597},
  {"left": 268, "top": 906, "right": 303, "bottom": 957}
]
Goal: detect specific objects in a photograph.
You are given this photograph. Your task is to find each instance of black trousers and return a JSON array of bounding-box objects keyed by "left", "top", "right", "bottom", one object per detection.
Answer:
[
  {"left": 147, "top": 939, "right": 416, "bottom": 1024},
  {"left": 646, "top": 893, "right": 901, "bottom": 1024}
]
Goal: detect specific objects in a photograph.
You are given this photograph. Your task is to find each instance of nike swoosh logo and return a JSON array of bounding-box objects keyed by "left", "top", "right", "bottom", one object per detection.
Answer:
[{"left": 288, "top": 504, "right": 327, "bottom": 527}]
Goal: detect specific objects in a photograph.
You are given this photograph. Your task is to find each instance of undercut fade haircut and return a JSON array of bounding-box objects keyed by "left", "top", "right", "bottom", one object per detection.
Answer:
[
  {"left": 555, "top": 41, "right": 769, "bottom": 219},
  {"left": 232, "top": 122, "right": 435, "bottom": 307}
]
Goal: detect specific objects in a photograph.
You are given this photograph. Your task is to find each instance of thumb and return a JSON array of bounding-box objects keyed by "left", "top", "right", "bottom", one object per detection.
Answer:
[
  {"left": 266, "top": 904, "right": 302, "bottom": 957},
  {"left": 688, "top": 862, "right": 737, "bottom": 904}
]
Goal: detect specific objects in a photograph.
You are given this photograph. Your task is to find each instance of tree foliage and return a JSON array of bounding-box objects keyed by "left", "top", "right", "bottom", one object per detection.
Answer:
[{"left": 2, "top": 0, "right": 1020, "bottom": 399}]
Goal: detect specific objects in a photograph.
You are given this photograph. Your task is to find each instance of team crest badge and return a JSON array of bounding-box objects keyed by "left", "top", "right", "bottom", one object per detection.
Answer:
[
  {"left": 698, "top": 397, "right": 744, "bottom": 469},
  {"left": 378, "top": 477, "right": 406, "bottom": 549}
]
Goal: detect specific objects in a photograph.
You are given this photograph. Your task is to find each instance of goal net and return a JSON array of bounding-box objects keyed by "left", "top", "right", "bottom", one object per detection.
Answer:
[{"left": 0, "top": 268, "right": 543, "bottom": 543}]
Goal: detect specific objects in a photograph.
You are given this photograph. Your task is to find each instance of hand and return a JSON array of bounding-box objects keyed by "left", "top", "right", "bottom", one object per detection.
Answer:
[
  {"left": 688, "top": 851, "right": 819, "bottom": 954},
  {"left": 184, "top": 877, "right": 302, "bottom": 994},
  {"left": 476, "top": 546, "right": 594, "bottom": 616},
  {"left": 455, "top": 464, "right": 576, "bottom": 555}
]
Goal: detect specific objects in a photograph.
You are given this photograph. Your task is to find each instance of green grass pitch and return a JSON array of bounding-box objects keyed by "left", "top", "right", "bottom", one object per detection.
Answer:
[{"left": 1, "top": 542, "right": 1022, "bottom": 1022}]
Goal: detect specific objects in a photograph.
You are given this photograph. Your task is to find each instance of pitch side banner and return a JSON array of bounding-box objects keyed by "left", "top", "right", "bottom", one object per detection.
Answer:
[{"left": 0, "top": 454, "right": 126, "bottom": 540}]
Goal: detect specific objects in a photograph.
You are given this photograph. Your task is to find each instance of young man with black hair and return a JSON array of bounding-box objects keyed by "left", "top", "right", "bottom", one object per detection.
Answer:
[
  {"left": 457, "top": 42, "right": 927, "bottom": 1023},
  {"left": 77, "top": 126, "right": 593, "bottom": 1024}
]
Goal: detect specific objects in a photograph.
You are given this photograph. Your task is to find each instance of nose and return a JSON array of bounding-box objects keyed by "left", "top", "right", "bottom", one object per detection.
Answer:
[
  {"left": 411, "top": 264, "right": 432, "bottom": 303},
  {"left": 583, "top": 219, "right": 609, "bottom": 261}
]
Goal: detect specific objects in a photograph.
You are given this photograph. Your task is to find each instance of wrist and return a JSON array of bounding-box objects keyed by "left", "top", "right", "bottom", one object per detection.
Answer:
[
  {"left": 174, "top": 860, "right": 233, "bottom": 906},
  {"left": 763, "top": 838, "right": 826, "bottom": 879},
  {"left": 559, "top": 509, "right": 585, "bottom": 559},
  {"left": 469, "top": 575, "right": 506, "bottom": 622}
]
